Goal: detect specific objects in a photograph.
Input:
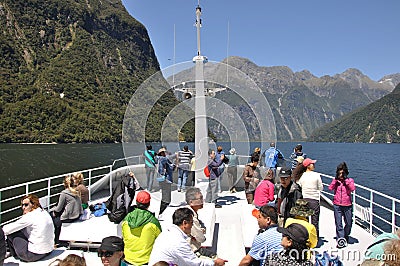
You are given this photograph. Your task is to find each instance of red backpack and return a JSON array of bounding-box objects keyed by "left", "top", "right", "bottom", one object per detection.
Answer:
[{"left": 204, "top": 165, "right": 211, "bottom": 178}]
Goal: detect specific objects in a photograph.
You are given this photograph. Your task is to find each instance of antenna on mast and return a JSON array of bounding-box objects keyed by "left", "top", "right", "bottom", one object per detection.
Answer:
[{"left": 226, "top": 21, "right": 230, "bottom": 86}]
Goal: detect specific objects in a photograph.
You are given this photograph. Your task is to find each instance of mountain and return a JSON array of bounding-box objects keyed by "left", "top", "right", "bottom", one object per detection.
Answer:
[
  {"left": 0, "top": 0, "right": 192, "bottom": 143},
  {"left": 309, "top": 83, "right": 400, "bottom": 143},
  {"left": 185, "top": 56, "right": 397, "bottom": 141}
]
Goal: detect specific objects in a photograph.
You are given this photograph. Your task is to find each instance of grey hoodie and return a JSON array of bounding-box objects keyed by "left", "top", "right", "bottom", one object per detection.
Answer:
[{"left": 51, "top": 189, "right": 83, "bottom": 220}]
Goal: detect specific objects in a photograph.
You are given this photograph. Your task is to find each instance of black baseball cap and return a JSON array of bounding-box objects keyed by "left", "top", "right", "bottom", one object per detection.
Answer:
[
  {"left": 278, "top": 223, "right": 309, "bottom": 243},
  {"left": 99, "top": 236, "right": 124, "bottom": 252}
]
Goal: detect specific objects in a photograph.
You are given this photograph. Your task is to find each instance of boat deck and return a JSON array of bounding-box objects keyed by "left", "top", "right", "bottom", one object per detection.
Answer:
[{"left": 4, "top": 189, "right": 374, "bottom": 266}]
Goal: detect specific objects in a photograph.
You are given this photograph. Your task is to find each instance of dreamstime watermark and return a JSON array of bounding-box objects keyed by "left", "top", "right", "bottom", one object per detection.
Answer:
[{"left": 259, "top": 246, "right": 397, "bottom": 263}]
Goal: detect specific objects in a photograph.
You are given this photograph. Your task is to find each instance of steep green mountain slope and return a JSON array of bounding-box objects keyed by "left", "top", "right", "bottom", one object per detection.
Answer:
[
  {"left": 0, "top": 0, "right": 192, "bottom": 143},
  {"left": 309, "top": 83, "right": 400, "bottom": 143}
]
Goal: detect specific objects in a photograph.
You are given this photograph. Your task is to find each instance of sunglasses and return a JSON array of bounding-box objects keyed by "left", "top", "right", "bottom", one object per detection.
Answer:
[
  {"left": 21, "top": 203, "right": 30, "bottom": 207},
  {"left": 97, "top": 250, "right": 115, "bottom": 258}
]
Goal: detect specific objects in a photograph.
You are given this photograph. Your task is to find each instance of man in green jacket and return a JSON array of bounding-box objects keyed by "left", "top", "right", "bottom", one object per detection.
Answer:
[{"left": 121, "top": 190, "right": 161, "bottom": 265}]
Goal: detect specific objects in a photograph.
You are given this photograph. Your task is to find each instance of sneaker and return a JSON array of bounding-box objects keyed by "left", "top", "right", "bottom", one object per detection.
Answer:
[
  {"left": 177, "top": 188, "right": 181, "bottom": 192},
  {"left": 215, "top": 204, "right": 222, "bottom": 208}
]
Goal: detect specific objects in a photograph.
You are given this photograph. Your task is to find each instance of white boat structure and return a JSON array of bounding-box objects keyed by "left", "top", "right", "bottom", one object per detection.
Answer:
[
  {"left": 1, "top": 155, "right": 399, "bottom": 266},
  {"left": 1, "top": 2, "right": 399, "bottom": 266}
]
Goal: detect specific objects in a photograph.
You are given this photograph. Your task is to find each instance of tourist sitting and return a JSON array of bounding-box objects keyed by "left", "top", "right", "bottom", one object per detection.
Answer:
[
  {"left": 50, "top": 175, "right": 83, "bottom": 245},
  {"left": 98, "top": 236, "right": 127, "bottom": 266},
  {"left": 264, "top": 223, "right": 313, "bottom": 266},
  {"left": 239, "top": 205, "right": 282, "bottom": 266},
  {"left": 49, "top": 254, "right": 87, "bottom": 266},
  {"left": 72, "top": 172, "right": 89, "bottom": 209},
  {"left": 364, "top": 229, "right": 400, "bottom": 262},
  {"left": 121, "top": 190, "right": 161, "bottom": 265},
  {"left": 2, "top": 194, "right": 54, "bottom": 262},
  {"left": 276, "top": 167, "right": 302, "bottom": 226},
  {"left": 0, "top": 227, "right": 5, "bottom": 265},
  {"left": 254, "top": 168, "right": 275, "bottom": 208},
  {"left": 148, "top": 208, "right": 227, "bottom": 266},
  {"left": 285, "top": 199, "right": 318, "bottom": 249},
  {"left": 185, "top": 187, "right": 216, "bottom": 258}
]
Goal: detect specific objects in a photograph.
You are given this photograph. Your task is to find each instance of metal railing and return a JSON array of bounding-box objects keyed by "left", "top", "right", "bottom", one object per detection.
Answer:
[
  {"left": 0, "top": 155, "right": 143, "bottom": 226},
  {"left": 1, "top": 157, "right": 398, "bottom": 236},
  {"left": 319, "top": 172, "right": 399, "bottom": 236}
]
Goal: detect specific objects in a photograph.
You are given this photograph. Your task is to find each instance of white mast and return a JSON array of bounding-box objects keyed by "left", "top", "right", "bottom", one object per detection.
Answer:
[{"left": 194, "top": 1, "right": 209, "bottom": 183}]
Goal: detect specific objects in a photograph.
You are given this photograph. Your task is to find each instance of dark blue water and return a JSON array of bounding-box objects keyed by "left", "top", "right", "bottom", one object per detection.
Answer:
[
  {"left": 1, "top": 142, "right": 398, "bottom": 198},
  {"left": 1, "top": 142, "right": 399, "bottom": 231}
]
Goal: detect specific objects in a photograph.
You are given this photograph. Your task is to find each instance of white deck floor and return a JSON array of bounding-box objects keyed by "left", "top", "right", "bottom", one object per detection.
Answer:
[{"left": 4, "top": 190, "right": 375, "bottom": 266}]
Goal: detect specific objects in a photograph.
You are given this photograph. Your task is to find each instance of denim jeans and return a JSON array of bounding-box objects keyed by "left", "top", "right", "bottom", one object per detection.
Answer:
[
  {"left": 333, "top": 204, "right": 353, "bottom": 240},
  {"left": 178, "top": 168, "right": 189, "bottom": 190}
]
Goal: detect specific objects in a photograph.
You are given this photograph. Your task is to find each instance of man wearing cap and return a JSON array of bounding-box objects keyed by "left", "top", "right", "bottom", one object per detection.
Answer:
[
  {"left": 239, "top": 205, "right": 282, "bottom": 266},
  {"left": 285, "top": 199, "right": 318, "bottom": 249},
  {"left": 121, "top": 191, "right": 162, "bottom": 265},
  {"left": 277, "top": 167, "right": 302, "bottom": 226},
  {"left": 261, "top": 142, "right": 284, "bottom": 176},
  {"left": 265, "top": 224, "right": 313, "bottom": 265},
  {"left": 98, "top": 236, "right": 127, "bottom": 266},
  {"left": 149, "top": 208, "right": 227, "bottom": 266},
  {"left": 298, "top": 158, "right": 323, "bottom": 238}
]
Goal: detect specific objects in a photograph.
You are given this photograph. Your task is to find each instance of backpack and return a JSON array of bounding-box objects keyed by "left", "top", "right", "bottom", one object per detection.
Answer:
[
  {"left": 314, "top": 251, "right": 343, "bottom": 266},
  {"left": 204, "top": 166, "right": 211, "bottom": 178}
]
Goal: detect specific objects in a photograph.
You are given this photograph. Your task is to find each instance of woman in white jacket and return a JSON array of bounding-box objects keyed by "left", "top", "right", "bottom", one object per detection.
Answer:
[{"left": 3, "top": 194, "right": 54, "bottom": 262}]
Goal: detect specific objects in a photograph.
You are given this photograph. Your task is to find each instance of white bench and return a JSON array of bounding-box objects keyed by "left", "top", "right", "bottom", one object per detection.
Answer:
[{"left": 240, "top": 204, "right": 259, "bottom": 248}]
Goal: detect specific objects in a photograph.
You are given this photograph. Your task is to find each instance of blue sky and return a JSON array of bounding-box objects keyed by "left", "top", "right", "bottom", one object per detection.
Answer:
[{"left": 122, "top": 0, "right": 399, "bottom": 81}]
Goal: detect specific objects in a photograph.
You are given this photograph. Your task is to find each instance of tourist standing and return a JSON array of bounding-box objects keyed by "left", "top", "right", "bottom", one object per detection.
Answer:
[
  {"left": 226, "top": 148, "right": 239, "bottom": 193},
  {"left": 242, "top": 155, "right": 260, "bottom": 204},
  {"left": 298, "top": 158, "right": 323, "bottom": 238},
  {"left": 290, "top": 144, "right": 307, "bottom": 169},
  {"left": 328, "top": 162, "right": 355, "bottom": 247},
  {"left": 262, "top": 142, "right": 284, "bottom": 177},
  {"left": 144, "top": 145, "right": 157, "bottom": 192},
  {"left": 157, "top": 147, "right": 174, "bottom": 216},
  {"left": 177, "top": 145, "right": 193, "bottom": 192},
  {"left": 277, "top": 167, "right": 302, "bottom": 225},
  {"left": 205, "top": 150, "right": 225, "bottom": 208}
]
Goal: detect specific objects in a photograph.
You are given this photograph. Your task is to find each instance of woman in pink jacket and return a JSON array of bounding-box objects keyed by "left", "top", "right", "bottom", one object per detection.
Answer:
[{"left": 328, "top": 162, "right": 355, "bottom": 248}]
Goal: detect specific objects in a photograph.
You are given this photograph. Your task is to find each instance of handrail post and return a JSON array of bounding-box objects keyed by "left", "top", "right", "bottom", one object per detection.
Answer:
[
  {"left": 352, "top": 190, "right": 356, "bottom": 226},
  {"left": 392, "top": 200, "right": 395, "bottom": 233},
  {"left": 370, "top": 191, "right": 373, "bottom": 234},
  {"left": 109, "top": 165, "right": 113, "bottom": 196},
  {"left": 88, "top": 170, "right": 92, "bottom": 202},
  {"left": 47, "top": 179, "right": 51, "bottom": 211}
]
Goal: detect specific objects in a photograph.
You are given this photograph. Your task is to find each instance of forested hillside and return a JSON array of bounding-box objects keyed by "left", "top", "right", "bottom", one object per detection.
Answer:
[{"left": 0, "top": 0, "right": 194, "bottom": 143}]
